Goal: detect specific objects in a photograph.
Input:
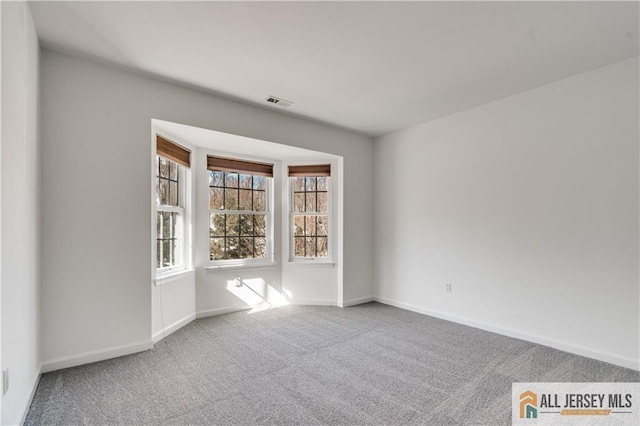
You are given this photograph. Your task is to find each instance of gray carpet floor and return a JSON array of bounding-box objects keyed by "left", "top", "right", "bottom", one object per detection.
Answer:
[{"left": 26, "top": 302, "right": 639, "bottom": 425}]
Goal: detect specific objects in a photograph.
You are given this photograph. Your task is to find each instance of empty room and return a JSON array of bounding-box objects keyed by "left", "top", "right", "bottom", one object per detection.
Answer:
[{"left": 1, "top": 1, "right": 639, "bottom": 425}]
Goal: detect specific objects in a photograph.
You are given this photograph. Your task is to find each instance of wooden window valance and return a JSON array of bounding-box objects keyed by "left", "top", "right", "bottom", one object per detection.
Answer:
[
  {"left": 207, "top": 155, "right": 273, "bottom": 177},
  {"left": 288, "top": 164, "right": 331, "bottom": 177},
  {"left": 156, "top": 135, "right": 191, "bottom": 168}
]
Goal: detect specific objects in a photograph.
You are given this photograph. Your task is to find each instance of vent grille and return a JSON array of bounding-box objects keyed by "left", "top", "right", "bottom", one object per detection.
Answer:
[{"left": 265, "top": 96, "right": 293, "bottom": 107}]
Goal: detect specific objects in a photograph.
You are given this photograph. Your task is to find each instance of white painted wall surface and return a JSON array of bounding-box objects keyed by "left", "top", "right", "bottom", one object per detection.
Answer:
[
  {"left": 374, "top": 58, "right": 640, "bottom": 370},
  {"left": 41, "top": 51, "right": 373, "bottom": 366},
  {"left": 152, "top": 273, "right": 196, "bottom": 342},
  {"left": 0, "top": 2, "right": 3, "bottom": 420},
  {"left": 1, "top": 2, "right": 41, "bottom": 424}
]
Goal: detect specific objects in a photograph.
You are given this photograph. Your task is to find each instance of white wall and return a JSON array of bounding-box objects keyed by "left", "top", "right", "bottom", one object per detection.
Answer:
[
  {"left": 1, "top": 3, "right": 4, "bottom": 421},
  {"left": 40, "top": 51, "right": 373, "bottom": 368},
  {"left": 374, "top": 58, "right": 639, "bottom": 370},
  {"left": 152, "top": 272, "right": 196, "bottom": 342},
  {"left": 1, "top": 1, "right": 41, "bottom": 424}
]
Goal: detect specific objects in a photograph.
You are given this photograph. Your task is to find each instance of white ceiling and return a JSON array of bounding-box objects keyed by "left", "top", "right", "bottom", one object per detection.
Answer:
[
  {"left": 29, "top": 1, "right": 639, "bottom": 137},
  {"left": 153, "top": 119, "right": 338, "bottom": 161}
]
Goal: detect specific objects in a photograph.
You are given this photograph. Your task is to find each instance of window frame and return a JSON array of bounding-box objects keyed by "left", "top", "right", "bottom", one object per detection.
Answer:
[
  {"left": 289, "top": 173, "right": 332, "bottom": 263},
  {"left": 155, "top": 155, "right": 187, "bottom": 275},
  {"left": 207, "top": 169, "right": 274, "bottom": 267}
]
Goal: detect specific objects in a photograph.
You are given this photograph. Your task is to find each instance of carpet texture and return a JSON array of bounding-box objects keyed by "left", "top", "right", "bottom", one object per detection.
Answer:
[{"left": 26, "top": 302, "right": 639, "bottom": 425}]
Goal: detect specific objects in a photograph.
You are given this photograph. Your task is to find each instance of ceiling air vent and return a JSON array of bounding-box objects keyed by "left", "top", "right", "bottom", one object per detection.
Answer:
[{"left": 265, "top": 96, "right": 293, "bottom": 107}]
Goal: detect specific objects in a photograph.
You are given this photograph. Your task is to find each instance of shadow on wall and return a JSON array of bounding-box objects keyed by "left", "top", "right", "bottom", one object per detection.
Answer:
[{"left": 225, "top": 276, "right": 291, "bottom": 314}]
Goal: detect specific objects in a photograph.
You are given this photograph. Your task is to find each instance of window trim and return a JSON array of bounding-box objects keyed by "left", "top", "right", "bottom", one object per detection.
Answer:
[
  {"left": 207, "top": 168, "right": 274, "bottom": 267},
  {"left": 288, "top": 172, "right": 332, "bottom": 263}
]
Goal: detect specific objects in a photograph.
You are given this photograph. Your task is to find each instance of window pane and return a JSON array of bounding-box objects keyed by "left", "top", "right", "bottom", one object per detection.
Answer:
[
  {"left": 317, "top": 192, "right": 328, "bottom": 212},
  {"left": 305, "top": 177, "right": 316, "bottom": 191},
  {"left": 159, "top": 158, "right": 169, "bottom": 178},
  {"left": 224, "top": 188, "right": 238, "bottom": 210},
  {"left": 317, "top": 237, "right": 328, "bottom": 257},
  {"left": 305, "top": 237, "right": 316, "bottom": 257},
  {"left": 240, "top": 237, "right": 254, "bottom": 258},
  {"left": 305, "top": 193, "right": 317, "bottom": 213},
  {"left": 253, "top": 176, "right": 266, "bottom": 190},
  {"left": 293, "top": 177, "right": 305, "bottom": 191},
  {"left": 162, "top": 240, "right": 172, "bottom": 267},
  {"left": 169, "top": 161, "right": 178, "bottom": 180},
  {"left": 239, "top": 215, "right": 253, "bottom": 236},
  {"left": 159, "top": 179, "right": 169, "bottom": 205},
  {"left": 210, "top": 213, "right": 225, "bottom": 237},
  {"left": 317, "top": 216, "right": 328, "bottom": 236},
  {"left": 172, "top": 212, "right": 179, "bottom": 238},
  {"left": 253, "top": 191, "right": 266, "bottom": 211},
  {"left": 156, "top": 240, "right": 162, "bottom": 268},
  {"left": 305, "top": 216, "right": 316, "bottom": 236},
  {"left": 157, "top": 212, "right": 163, "bottom": 238},
  {"left": 239, "top": 174, "right": 252, "bottom": 189},
  {"left": 162, "top": 212, "right": 173, "bottom": 239},
  {"left": 210, "top": 187, "right": 224, "bottom": 209},
  {"left": 169, "top": 181, "right": 178, "bottom": 206},
  {"left": 294, "top": 237, "right": 305, "bottom": 257},
  {"left": 239, "top": 189, "right": 252, "bottom": 210},
  {"left": 254, "top": 215, "right": 266, "bottom": 236},
  {"left": 209, "top": 171, "right": 223, "bottom": 187},
  {"left": 172, "top": 238, "right": 182, "bottom": 265},
  {"left": 294, "top": 193, "right": 305, "bottom": 212},
  {"left": 225, "top": 172, "right": 238, "bottom": 188},
  {"left": 255, "top": 237, "right": 266, "bottom": 258},
  {"left": 225, "top": 237, "right": 239, "bottom": 259},
  {"left": 293, "top": 215, "right": 305, "bottom": 236},
  {"left": 317, "top": 177, "right": 328, "bottom": 191},
  {"left": 226, "top": 214, "right": 239, "bottom": 236},
  {"left": 210, "top": 238, "right": 225, "bottom": 260}
]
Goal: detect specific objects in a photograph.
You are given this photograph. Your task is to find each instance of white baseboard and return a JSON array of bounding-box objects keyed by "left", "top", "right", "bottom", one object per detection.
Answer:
[
  {"left": 374, "top": 296, "right": 639, "bottom": 371},
  {"left": 196, "top": 300, "right": 338, "bottom": 319},
  {"left": 14, "top": 363, "right": 42, "bottom": 426},
  {"left": 41, "top": 340, "right": 154, "bottom": 373},
  {"left": 196, "top": 305, "right": 252, "bottom": 319},
  {"left": 341, "top": 296, "right": 375, "bottom": 307},
  {"left": 152, "top": 313, "right": 196, "bottom": 343},
  {"left": 290, "top": 298, "right": 336, "bottom": 306}
]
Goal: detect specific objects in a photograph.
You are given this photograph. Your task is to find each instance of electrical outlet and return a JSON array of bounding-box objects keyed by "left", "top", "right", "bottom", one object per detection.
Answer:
[
  {"left": 2, "top": 368, "right": 8, "bottom": 396},
  {"left": 445, "top": 283, "right": 452, "bottom": 293},
  {"left": 235, "top": 277, "right": 243, "bottom": 287}
]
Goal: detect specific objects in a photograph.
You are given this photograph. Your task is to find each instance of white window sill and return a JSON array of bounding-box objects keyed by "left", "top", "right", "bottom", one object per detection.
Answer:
[
  {"left": 154, "top": 268, "right": 195, "bottom": 286},
  {"left": 288, "top": 261, "right": 335, "bottom": 268},
  {"left": 205, "top": 262, "right": 277, "bottom": 272}
]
